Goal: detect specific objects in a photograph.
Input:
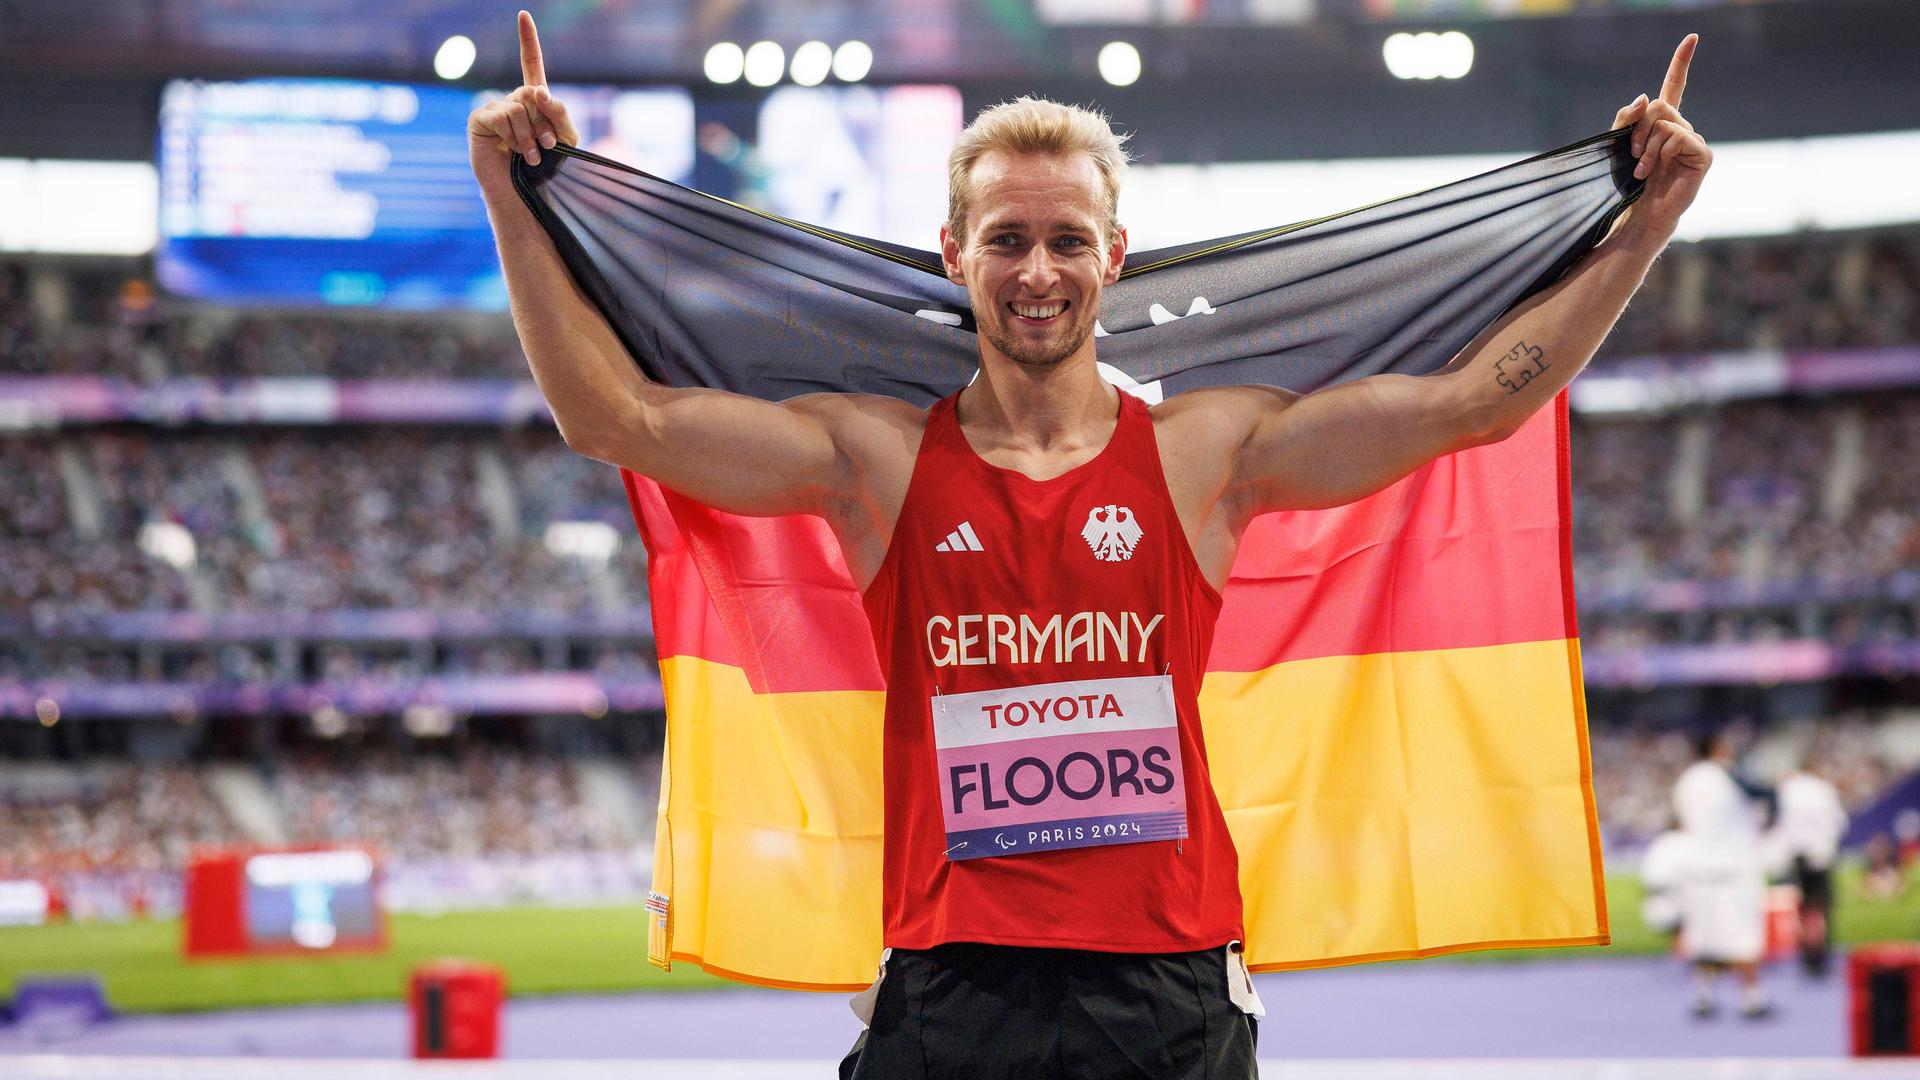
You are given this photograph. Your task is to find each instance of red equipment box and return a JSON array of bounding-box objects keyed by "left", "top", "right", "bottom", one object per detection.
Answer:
[
  {"left": 1852, "top": 944, "right": 1920, "bottom": 1055},
  {"left": 410, "top": 960, "right": 506, "bottom": 1059},
  {"left": 1765, "top": 884, "right": 1801, "bottom": 961}
]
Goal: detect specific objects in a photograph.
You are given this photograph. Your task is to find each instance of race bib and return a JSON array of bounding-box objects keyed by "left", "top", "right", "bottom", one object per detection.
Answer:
[{"left": 933, "top": 675, "right": 1187, "bottom": 861}]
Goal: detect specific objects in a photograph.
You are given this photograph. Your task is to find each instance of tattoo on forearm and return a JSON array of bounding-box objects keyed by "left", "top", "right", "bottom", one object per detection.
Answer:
[{"left": 1494, "top": 341, "right": 1549, "bottom": 395}]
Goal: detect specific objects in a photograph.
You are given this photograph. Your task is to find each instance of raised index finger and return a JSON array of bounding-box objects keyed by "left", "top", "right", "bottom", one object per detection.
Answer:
[
  {"left": 1659, "top": 33, "right": 1697, "bottom": 107},
  {"left": 518, "top": 9, "right": 547, "bottom": 88}
]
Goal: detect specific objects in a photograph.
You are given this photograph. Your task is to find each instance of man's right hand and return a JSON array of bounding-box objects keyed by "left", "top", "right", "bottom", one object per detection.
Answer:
[
  {"left": 468, "top": 10, "right": 579, "bottom": 187},
  {"left": 466, "top": 9, "right": 920, "bottom": 591}
]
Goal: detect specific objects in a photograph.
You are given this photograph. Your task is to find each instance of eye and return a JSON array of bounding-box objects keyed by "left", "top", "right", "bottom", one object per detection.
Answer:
[
  {"left": 1054, "top": 236, "right": 1087, "bottom": 248},
  {"left": 989, "top": 234, "right": 1018, "bottom": 246}
]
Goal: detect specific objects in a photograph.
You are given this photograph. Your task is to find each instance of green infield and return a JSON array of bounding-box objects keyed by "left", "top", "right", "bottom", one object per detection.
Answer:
[
  {"left": 1420, "top": 866, "right": 1919, "bottom": 964},
  {"left": 0, "top": 904, "right": 729, "bottom": 1013},
  {"left": 2, "top": 870, "right": 1915, "bottom": 1013}
]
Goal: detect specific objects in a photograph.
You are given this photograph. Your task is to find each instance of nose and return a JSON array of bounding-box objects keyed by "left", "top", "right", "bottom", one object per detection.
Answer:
[{"left": 1017, "top": 243, "right": 1060, "bottom": 293}]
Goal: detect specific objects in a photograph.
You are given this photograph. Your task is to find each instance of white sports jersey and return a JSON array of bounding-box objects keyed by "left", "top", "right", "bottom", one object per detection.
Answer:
[{"left": 1776, "top": 771, "right": 1848, "bottom": 870}]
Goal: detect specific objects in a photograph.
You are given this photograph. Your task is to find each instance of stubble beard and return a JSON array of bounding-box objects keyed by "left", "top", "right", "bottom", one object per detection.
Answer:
[{"left": 978, "top": 303, "right": 1098, "bottom": 371}]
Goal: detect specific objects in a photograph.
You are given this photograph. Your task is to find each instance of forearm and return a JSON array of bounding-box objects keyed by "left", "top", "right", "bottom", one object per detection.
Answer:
[
  {"left": 476, "top": 163, "right": 650, "bottom": 451},
  {"left": 1444, "top": 212, "right": 1671, "bottom": 440}
]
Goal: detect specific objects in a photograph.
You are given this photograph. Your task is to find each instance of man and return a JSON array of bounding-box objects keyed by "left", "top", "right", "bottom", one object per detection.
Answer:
[
  {"left": 470, "top": 12, "right": 1710, "bottom": 1075},
  {"left": 1773, "top": 761, "right": 1848, "bottom": 976},
  {"left": 1673, "top": 727, "right": 1774, "bottom": 1020}
]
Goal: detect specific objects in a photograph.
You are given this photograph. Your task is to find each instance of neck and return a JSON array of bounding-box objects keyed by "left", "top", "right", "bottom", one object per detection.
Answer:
[{"left": 960, "top": 352, "right": 1117, "bottom": 448}]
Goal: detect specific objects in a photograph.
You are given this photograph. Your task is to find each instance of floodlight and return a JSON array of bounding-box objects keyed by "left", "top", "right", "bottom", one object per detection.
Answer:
[
  {"left": 833, "top": 41, "right": 873, "bottom": 82},
  {"left": 791, "top": 41, "right": 834, "bottom": 87},
  {"left": 745, "top": 41, "right": 786, "bottom": 88},
  {"left": 434, "top": 35, "right": 476, "bottom": 81},
  {"left": 704, "top": 42, "right": 745, "bottom": 84},
  {"left": 1098, "top": 42, "right": 1141, "bottom": 87}
]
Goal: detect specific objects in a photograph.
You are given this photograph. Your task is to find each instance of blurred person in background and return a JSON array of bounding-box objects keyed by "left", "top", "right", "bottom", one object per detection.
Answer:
[
  {"left": 471, "top": 10, "right": 1711, "bottom": 1076},
  {"left": 1673, "top": 727, "right": 1775, "bottom": 1019},
  {"left": 1639, "top": 815, "right": 1691, "bottom": 951},
  {"left": 1863, "top": 833, "right": 1906, "bottom": 900},
  {"left": 1771, "top": 762, "right": 1848, "bottom": 976},
  {"left": 1896, "top": 807, "right": 1920, "bottom": 867}
]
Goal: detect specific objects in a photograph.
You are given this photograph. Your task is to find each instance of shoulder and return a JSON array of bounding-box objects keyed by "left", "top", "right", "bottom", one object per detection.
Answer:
[
  {"left": 1150, "top": 385, "right": 1299, "bottom": 445},
  {"left": 1146, "top": 387, "right": 1304, "bottom": 530},
  {"left": 785, "top": 391, "right": 928, "bottom": 443},
  {"left": 785, "top": 391, "right": 931, "bottom": 482},
  {"left": 1149, "top": 386, "right": 1303, "bottom": 496},
  {"left": 785, "top": 389, "right": 926, "bottom": 422}
]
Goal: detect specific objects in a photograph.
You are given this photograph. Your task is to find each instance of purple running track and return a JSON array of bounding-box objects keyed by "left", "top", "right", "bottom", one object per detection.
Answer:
[{"left": 0, "top": 956, "right": 1849, "bottom": 1060}]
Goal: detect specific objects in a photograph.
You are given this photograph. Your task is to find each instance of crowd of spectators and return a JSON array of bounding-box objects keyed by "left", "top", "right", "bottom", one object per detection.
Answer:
[
  {"left": 0, "top": 745, "right": 658, "bottom": 918},
  {"left": 168, "top": 310, "right": 528, "bottom": 380},
  {"left": 231, "top": 429, "right": 619, "bottom": 612},
  {"left": 1, "top": 260, "right": 527, "bottom": 381},
  {"left": 6, "top": 397, "right": 1917, "bottom": 657},
  {"left": 270, "top": 748, "right": 631, "bottom": 862},
  {"left": 1572, "top": 393, "right": 1920, "bottom": 646},
  {"left": 1608, "top": 225, "right": 1920, "bottom": 357},
  {"left": 0, "top": 437, "right": 197, "bottom": 617},
  {"left": 0, "top": 764, "right": 241, "bottom": 879},
  {"left": 0, "top": 427, "right": 642, "bottom": 622}
]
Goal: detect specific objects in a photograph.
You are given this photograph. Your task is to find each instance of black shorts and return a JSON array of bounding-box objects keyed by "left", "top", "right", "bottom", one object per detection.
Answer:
[{"left": 840, "top": 941, "right": 1259, "bottom": 1080}]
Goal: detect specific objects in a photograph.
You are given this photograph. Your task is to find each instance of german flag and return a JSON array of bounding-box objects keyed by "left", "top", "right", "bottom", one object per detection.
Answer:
[{"left": 514, "top": 129, "right": 1635, "bottom": 989}]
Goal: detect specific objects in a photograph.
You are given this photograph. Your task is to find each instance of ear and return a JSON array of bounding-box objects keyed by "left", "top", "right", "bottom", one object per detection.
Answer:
[
  {"left": 1103, "top": 224, "right": 1128, "bottom": 286},
  {"left": 940, "top": 224, "right": 966, "bottom": 286}
]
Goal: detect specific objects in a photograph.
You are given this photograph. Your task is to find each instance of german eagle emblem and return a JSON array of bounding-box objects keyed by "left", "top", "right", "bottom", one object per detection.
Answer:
[{"left": 1080, "top": 504, "right": 1143, "bottom": 562}]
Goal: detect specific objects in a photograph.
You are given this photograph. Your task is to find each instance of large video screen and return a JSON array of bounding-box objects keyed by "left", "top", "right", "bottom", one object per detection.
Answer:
[
  {"left": 244, "top": 849, "right": 382, "bottom": 950},
  {"left": 155, "top": 79, "right": 693, "bottom": 311},
  {"left": 694, "top": 85, "right": 963, "bottom": 249}
]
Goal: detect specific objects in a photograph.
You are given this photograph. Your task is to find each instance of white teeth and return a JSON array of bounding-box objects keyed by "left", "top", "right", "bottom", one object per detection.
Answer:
[{"left": 1012, "top": 302, "right": 1065, "bottom": 319}]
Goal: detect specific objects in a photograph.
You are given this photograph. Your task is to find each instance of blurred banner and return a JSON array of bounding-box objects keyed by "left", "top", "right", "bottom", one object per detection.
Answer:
[
  {"left": 0, "top": 673, "right": 662, "bottom": 722},
  {"left": 1036, "top": 0, "right": 1316, "bottom": 25},
  {"left": 1351, "top": 0, "right": 1793, "bottom": 19},
  {"left": 0, "top": 607, "right": 651, "bottom": 644}
]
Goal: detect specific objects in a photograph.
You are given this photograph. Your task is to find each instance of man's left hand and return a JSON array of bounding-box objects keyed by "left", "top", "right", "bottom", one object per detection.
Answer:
[{"left": 1612, "top": 34, "right": 1712, "bottom": 241}]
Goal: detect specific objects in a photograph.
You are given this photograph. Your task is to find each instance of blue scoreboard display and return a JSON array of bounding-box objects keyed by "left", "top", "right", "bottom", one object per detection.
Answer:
[{"left": 156, "top": 79, "right": 693, "bottom": 310}]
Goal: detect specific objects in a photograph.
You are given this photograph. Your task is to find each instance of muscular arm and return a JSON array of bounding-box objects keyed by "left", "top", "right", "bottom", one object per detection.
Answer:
[
  {"left": 476, "top": 162, "right": 858, "bottom": 515},
  {"left": 1222, "top": 218, "right": 1667, "bottom": 517},
  {"left": 471, "top": 13, "right": 911, "bottom": 522},
  {"left": 1214, "top": 36, "right": 1709, "bottom": 526}
]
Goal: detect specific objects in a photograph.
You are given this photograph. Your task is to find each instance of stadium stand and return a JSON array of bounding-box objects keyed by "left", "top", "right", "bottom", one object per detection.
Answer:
[
  {"left": 0, "top": 747, "right": 659, "bottom": 918},
  {"left": 6, "top": 222, "right": 1920, "bottom": 911}
]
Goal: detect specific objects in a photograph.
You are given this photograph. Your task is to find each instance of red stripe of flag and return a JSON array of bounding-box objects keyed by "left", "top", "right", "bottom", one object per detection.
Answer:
[{"left": 623, "top": 396, "right": 1571, "bottom": 693}]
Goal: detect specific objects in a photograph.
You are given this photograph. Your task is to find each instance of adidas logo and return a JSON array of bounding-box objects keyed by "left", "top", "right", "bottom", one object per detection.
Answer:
[{"left": 935, "top": 521, "right": 984, "bottom": 553}]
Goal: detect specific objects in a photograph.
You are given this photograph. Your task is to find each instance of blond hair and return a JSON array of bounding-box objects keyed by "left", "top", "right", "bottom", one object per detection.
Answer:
[{"left": 946, "top": 96, "right": 1131, "bottom": 244}]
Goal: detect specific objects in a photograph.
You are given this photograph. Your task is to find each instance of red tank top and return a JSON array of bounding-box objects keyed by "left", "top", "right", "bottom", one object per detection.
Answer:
[{"left": 863, "top": 387, "right": 1244, "bottom": 953}]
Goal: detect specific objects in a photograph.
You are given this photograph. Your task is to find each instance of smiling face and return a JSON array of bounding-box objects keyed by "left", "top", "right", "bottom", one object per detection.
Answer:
[{"left": 941, "top": 149, "right": 1126, "bottom": 372}]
